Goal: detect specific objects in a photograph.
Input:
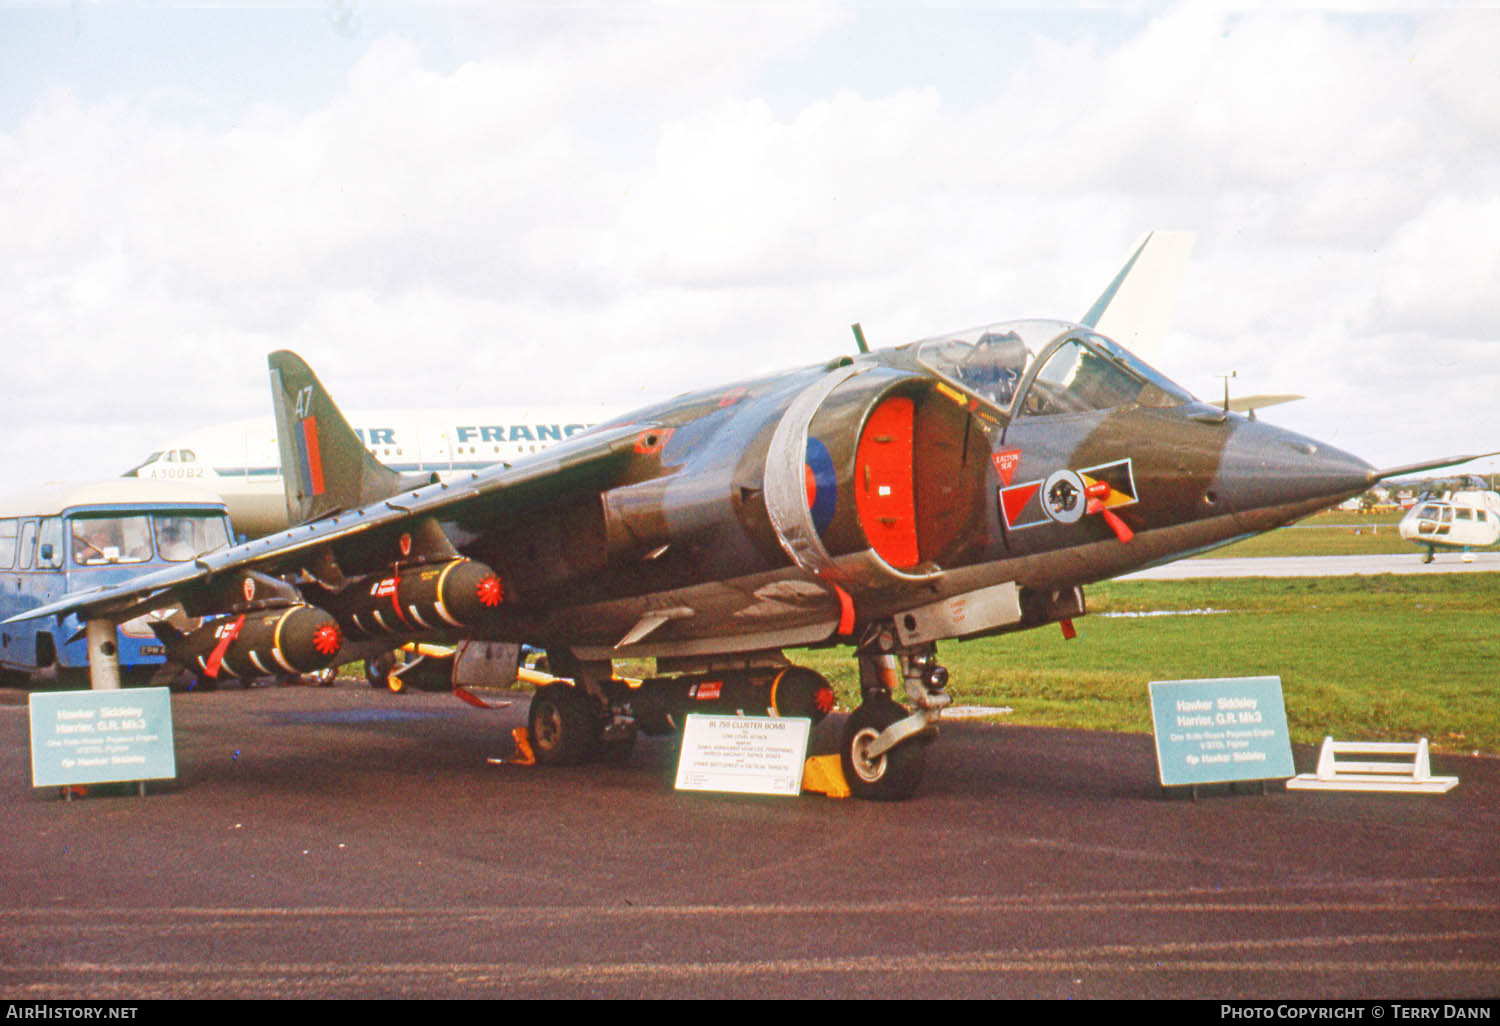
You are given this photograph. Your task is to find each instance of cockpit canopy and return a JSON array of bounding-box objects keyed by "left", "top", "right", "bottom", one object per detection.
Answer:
[
  {"left": 125, "top": 448, "right": 200, "bottom": 478},
  {"left": 915, "top": 319, "right": 1195, "bottom": 420}
]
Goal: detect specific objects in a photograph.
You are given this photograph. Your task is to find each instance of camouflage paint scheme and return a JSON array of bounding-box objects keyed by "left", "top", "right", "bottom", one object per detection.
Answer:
[
  {"left": 10, "top": 312, "right": 1437, "bottom": 799},
  {"left": 440, "top": 318, "right": 1374, "bottom": 657}
]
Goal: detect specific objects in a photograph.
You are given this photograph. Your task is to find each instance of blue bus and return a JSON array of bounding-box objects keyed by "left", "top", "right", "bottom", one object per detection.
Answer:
[{"left": 0, "top": 480, "right": 233, "bottom": 687}]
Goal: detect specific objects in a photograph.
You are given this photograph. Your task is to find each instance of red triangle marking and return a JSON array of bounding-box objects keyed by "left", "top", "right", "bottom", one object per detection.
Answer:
[{"left": 1001, "top": 481, "right": 1042, "bottom": 527}]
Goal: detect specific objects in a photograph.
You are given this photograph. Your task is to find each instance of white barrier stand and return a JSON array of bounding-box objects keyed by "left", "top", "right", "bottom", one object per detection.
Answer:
[{"left": 1286, "top": 737, "right": 1458, "bottom": 794}]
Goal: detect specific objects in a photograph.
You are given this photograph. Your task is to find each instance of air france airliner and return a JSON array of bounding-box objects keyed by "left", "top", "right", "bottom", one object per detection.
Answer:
[{"left": 126, "top": 407, "right": 621, "bottom": 537}]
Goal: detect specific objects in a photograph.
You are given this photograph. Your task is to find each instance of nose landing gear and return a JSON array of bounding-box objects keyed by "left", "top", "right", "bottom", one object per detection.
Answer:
[
  {"left": 841, "top": 693, "right": 931, "bottom": 800},
  {"left": 840, "top": 637, "right": 950, "bottom": 801}
]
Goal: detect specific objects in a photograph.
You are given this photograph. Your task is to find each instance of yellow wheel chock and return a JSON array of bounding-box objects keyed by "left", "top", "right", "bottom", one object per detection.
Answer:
[
  {"left": 800, "top": 754, "right": 851, "bottom": 799},
  {"left": 508, "top": 726, "right": 536, "bottom": 766}
]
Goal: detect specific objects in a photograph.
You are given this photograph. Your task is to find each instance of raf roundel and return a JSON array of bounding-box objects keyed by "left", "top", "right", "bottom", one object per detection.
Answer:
[{"left": 804, "top": 437, "right": 838, "bottom": 534}]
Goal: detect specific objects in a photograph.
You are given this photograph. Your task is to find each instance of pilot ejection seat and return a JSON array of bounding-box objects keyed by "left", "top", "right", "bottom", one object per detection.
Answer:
[{"left": 958, "top": 330, "right": 1030, "bottom": 408}]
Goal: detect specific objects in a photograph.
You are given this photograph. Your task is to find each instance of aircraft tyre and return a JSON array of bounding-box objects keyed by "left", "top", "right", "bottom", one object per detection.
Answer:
[
  {"left": 840, "top": 695, "right": 927, "bottom": 801},
  {"left": 528, "top": 683, "right": 602, "bottom": 766},
  {"left": 366, "top": 651, "right": 419, "bottom": 692}
]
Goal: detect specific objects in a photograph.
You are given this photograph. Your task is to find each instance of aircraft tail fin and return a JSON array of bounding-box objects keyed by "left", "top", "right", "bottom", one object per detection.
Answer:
[
  {"left": 1080, "top": 230, "right": 1195, "bottom": 361},
  {"left": 269, "top": 350, "right": 410, "bottom": 525}
]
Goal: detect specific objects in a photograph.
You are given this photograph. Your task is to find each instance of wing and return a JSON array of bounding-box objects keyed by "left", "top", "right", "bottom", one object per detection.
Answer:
[
  {"left": 8, "top": 347, "right": 846, "bottom": 687},
  {"left": 1226, "top": 393, "right": 1304, "bottom": 415},
  {"left": 6, "top": 395, "right": 650, "bottom": 630}
]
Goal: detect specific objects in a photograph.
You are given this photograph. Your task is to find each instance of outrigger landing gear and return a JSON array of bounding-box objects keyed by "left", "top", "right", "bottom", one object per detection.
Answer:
[
  {"left": 841, "top": 635, "right": 951, "bottom": 801},
  {"left": 366, "top": 650, "right": 407, "bottom": 692},
  {"left": 365, "top": 646, "right": 454, "bottom": 693}
]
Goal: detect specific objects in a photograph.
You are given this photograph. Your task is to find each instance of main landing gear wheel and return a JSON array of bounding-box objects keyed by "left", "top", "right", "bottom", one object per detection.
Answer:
[
  {"left": 527, "top": 683, "right": 602, "bottom": 766},
  {"left": 840, "top": 695, "right": 928, "bottom": 801}
]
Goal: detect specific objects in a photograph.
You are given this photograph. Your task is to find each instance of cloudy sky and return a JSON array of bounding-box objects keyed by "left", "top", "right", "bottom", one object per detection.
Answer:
[{"left": 2, "top": 2, "right": 1497, "bottom": 490}]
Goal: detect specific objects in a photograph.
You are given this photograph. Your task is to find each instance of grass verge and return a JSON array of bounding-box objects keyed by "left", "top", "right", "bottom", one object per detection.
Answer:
[
  {"left": 792, "top": 574, "right": 1500, "bottom": 756},
  {"left": 1195, "top": 510, "right": 1410, "bottom": 557}
]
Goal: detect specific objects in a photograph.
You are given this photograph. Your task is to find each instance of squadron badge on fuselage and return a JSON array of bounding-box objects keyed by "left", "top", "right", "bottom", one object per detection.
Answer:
[{"left": 1000, "top": 458, "right": 1139, "bottom": 531}]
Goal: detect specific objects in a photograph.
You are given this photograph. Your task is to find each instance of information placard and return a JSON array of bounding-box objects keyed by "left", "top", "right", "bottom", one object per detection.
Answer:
[
  {"left": 29, "top": 688, "right": 177, "bottom": 788},
  {"left": 674, "top": 714, "right": 811, "bottom": 796},
  {"left": 1149, "top": 677, "right": 1294, "bottom": 787}
]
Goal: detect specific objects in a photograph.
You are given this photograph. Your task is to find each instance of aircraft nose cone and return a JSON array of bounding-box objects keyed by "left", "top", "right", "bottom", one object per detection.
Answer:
[{"left": 1217, "top": 420, "right": 1375, "bottom": 531}]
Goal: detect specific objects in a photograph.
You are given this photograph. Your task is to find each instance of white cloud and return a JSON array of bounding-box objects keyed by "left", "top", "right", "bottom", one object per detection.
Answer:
[{"left": 0, "top": 4, "right": 1496, "bottom": 490}]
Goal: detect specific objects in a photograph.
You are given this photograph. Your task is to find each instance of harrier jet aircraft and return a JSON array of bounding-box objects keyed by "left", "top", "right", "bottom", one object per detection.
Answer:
[{"left": 10, "top": 247, "right": 1486, "bottom": 799}]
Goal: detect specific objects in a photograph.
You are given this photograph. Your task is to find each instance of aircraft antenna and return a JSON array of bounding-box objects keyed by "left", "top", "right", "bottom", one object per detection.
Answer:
[
  {"left": 1218, "top": 371, "right": 1237, "bottom": 416},
  {"left": 851, "top": 323, "right": 870, "bottom": 355}
]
